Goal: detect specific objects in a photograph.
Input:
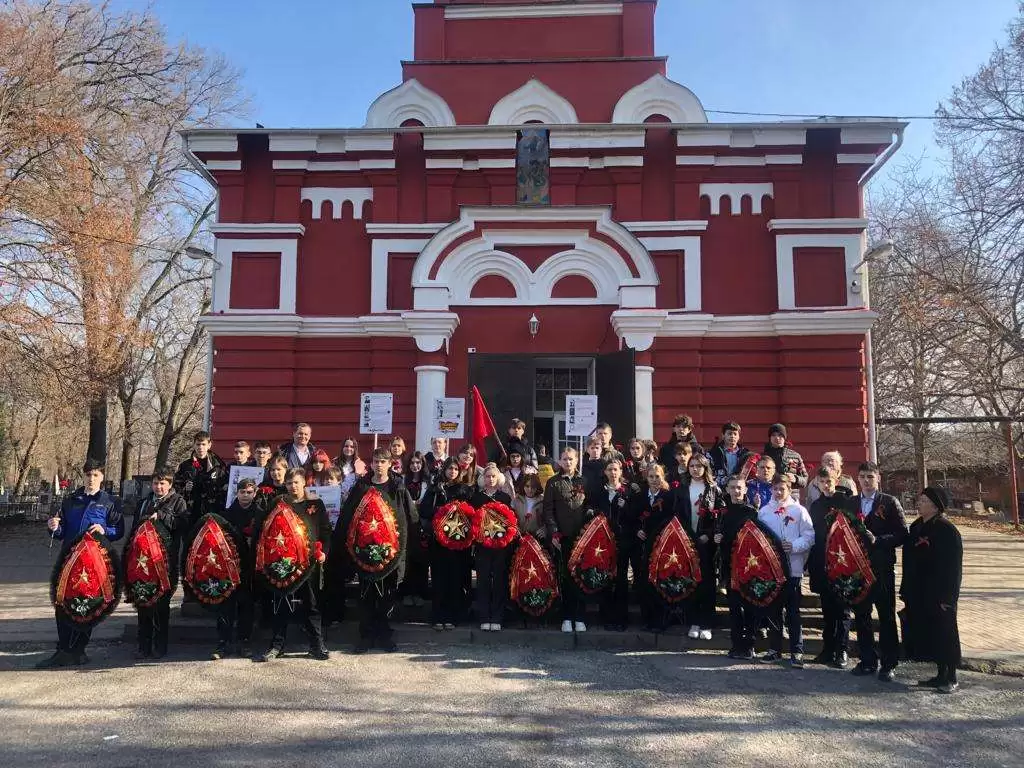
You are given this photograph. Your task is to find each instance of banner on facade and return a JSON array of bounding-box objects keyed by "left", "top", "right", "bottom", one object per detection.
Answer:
[
  {"left": 433, "top": 397, "right": 466, "bottom": 439},
  {"left": 307, "top": 485, "right": 344, "bottom": 528},
  {"left": 565, "top": 394, "right": 599, "bottom": 438},
  {"left": 225, "top": 465, "right": 266, "bottom": 509},
  {"left": 360, "top": 393, "right": 394, "bottom": 435}
]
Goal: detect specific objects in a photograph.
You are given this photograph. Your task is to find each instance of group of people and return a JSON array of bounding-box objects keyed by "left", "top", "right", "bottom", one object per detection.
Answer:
[{"left": 37, "top": 416, "right": 964, "bottom": 693}]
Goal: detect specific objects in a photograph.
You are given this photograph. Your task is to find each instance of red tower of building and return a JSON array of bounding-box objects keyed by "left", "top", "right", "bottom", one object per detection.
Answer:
[{"left": 185, "top": 0, "right": 904, "bottom": 461}]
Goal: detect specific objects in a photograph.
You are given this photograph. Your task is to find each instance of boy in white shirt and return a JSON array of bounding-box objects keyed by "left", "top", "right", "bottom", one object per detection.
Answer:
[{"left": 757, "top": 475, "right": 814, "bottom": 668}]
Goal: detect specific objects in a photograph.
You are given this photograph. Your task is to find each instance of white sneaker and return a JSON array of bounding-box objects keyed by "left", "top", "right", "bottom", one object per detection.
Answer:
[
  {"left": 574, "top": 621, "right": 587, "bottom": 633},
  {"left": 491, "top": 624, "right": 501, "bottom": 632},
  {"left": 699, "top": 629, "right": 712, "bottom": 641},
  {"left": 480, "top": 623, "right": 491, "bottom": 631},
  {"left": 688, "top": 625, "right": 700, "bottom": 639},
  {"left": 561, "top": 620, "right": 574, "bottom": 633}
]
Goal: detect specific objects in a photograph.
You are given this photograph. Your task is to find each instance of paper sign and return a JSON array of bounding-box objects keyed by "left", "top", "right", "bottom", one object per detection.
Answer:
[
  {"left": 565, "top": 394, "right": 599, "bottom": 438},
  {"left": 433, "top": 397, "right": 465, "bottom": 439},
  {"left": 360, "top": 393, "right": 394, "bottom": 435},
  {"left": 225, "top": 465, "right": 265, "bottom": 509},
  {"left": 307, "top": 485, "right": 343, "bottom": 528}
]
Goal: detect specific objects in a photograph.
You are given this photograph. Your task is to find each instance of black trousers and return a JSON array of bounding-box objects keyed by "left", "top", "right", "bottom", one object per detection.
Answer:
[
  {"left": 688, "top": 544, "right": 717, "bottom": 628},
  {"left": 217, "top": 588, "right": 254, "bottom": 646},
  {"left": 137, "top": 595, "right": 171, "bottom": 654},
  {"left": 603, "top": 538, "right": 642, "bottom": 626},
  {"left": 358, "top": 571, "right": 398, "bottom": 644},
  {"left": 431, "top": 545, "right": 468, "bottom": 625},
  {"left": 820, "top": 588, "right": 852, "bottom": 654},
  {"left": 768, "top": 577, "right": 804, "bottom": 655},
  {"left": 932, "top": 606, "right": 961, "bottom": 683},
  {"left": 56, "top": 615, "right": 92, "bottom": 654},
  {"left": 727, "top": 589, "right": 756, "bottom": 652},
  {"left": 854, "top": 568, "right": 899, "bottom": 669},
  {"left": 475, "top": 547, "right": 511, "bottom": 623},
  {"left": 558, "top": 536, "right": 585, "bottom": 622},
  {"left": 270, "top": 580, "right": 323, "bottom": 649}
]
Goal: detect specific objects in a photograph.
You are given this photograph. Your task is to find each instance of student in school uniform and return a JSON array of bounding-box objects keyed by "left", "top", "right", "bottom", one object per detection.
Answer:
[
  {"left": 421, "top": 458, "right": 475, "bottom": 630},
  {"left": 401, "top": 452, "right": 431, "bottom": 607},
  {"left": 636, "top": 463, "right": 674, "bottom": 632},
  {"left": 471, "top": 463, "right": 515, "bottom": 632}
]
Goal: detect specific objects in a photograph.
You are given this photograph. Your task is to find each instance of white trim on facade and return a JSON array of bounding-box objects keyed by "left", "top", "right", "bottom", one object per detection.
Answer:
[
  {"left": 371, "top": 238, "right": 431, "bottom": 314},
  {"left": 271, "top": 159, "right": 397, "bottom": 171},
  {"left": 638, "top": 236, "right": 702, "bottom": 312},
  {"left": 365, "top": 223, "right": 447, "bottom": 236},
  {"left": 423, "top": 131, "right": 518, "bottom": 151},
  {"left": 610, "top": 308, "right": 879, "bottom": 343},
  {"left": 200, "top": 311, "right": 460, "bottom": 348},
  {"left": 634, "top": 365, "right": 655, "bottom": 440},
  {"left": 409, "top": 207, "right": 659, "bottom": 310},
  {"left": 212, "top": 238, "right": 299, "bottom": 314},
  {"left": 300, "top": 187, "right": 374, "bottom": 220},
  {"left": 204, "top": 160, "right": 242, "bottom": 171},
  {"left": 549, "top": 131, "right": 646, "bottom": 149},
  {"left": 488, "top": 79, "right": 580, "bottom": 125},
  {"left": 699, "top": 183, "right": 775, "bottom": 215},
  {"left": 623, "top": 221, "right": 709, "bottom": 233},
  {"left": 840, "top": 126, "right": 896, "bottom": 145},
  {"left": 611, "top": 74, "right": 708, "bottom": 124},
  {"left": 774, "top": 233, "right": 866, "bottom": 310},
  {"left": 837, "top": 153, "right": 878, "bottom": 165},
  {"left": 414, "top": 365, "right": 450, "bottom": 452},
  {"left": 364, "top": 79, "right": 457, "bottom": 129},
  {"left": 186, "top": 135, "right": 239, "bottom": 154},
  {"left": 444, "top": 2, "right": 622, "bottom": 19},
  {"left": 424, "top": 157, "right": 517, "bottom": 170},
  {"left": 768, "top": 218, "right": 869, "bottom": 231},
  {"left": 210, "top": 223, "right": 305, "bottom": 236}
]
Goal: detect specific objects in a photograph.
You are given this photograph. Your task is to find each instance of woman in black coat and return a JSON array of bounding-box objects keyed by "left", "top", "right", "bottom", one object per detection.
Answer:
[{"left": 901, "top": 486, "right": 963, "bottom": 694}]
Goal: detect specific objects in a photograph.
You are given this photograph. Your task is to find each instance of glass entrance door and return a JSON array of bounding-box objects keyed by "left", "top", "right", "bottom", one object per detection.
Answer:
[{"left": 533, "top": 360, "right": 593, "bottom": 459}]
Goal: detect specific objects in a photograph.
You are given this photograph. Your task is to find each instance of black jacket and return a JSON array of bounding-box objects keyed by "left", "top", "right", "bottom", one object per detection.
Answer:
[
  {"left": 333, "top": 476, "right": 417, "bottom": 582},
  {"left": 719, "top": 500, "right": 758, "bottom": 582},
  {"left": 174, "top": 453, "right": 228, "bottom": 521},
  {"left": 470, "top": 489, "right": 513, "bottom": 509},
  {"left": 763, "top": 443, "right": 809, "bottom": 489},
  {"left": 581, "top": 457, "right": 606, "bottom": 500},
  {"left": 853, "top": 492, "right": 909, "bottom": 573},
  {"left": 585, "top": 484, "right": 638, "bottom": 542},
  {"left": 900, "top": 514, "right": 963, "bottom": 609},
  {"left": 132, "top": 491, "right": 189, "bottom": 580},
  {"left": 420, "top": 481, "right": 474, "bottom": 533},
  {"left": 807, "top": 488, "right": 855, "bottom": 593},
  {"left": 658, "top": 433, "right": 703, "bottom": 478},
  {"left": 639, "top": 486, "right": 675, "bottom": 539},
  {"left": 671, "top": 480, "right": 726, "bottom": 541},
  {"left": 708, "top": 442, "right": 753, "bottom": 485}
]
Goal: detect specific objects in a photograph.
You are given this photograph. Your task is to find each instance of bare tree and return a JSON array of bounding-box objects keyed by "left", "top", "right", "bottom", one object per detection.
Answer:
[{"left": 0, "top": 1, "right": 246, "bottom": 468}]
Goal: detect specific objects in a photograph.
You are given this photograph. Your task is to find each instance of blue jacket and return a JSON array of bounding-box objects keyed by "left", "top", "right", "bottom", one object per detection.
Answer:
[{"left": 52, "top": 488, "right": 124, "bottom": 547}]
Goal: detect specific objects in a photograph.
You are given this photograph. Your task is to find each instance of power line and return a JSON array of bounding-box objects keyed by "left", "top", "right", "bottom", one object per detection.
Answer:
[{"left": 705, "top": 109, "right": 1021, "bottom": 121}]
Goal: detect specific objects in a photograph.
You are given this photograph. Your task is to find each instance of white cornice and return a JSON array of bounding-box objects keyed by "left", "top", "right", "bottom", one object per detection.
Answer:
[
  {"left": 365, "top": 222, "right": 448, "bottom": 235},
  {"left": 444, "top": 2, "right": 622, "bottom": 19},
  {"left": 210, "top": 223, "right": 305, "bottom": 236},
  {"left": 623, "top": 220, "right": 708, "bottom": 233},
  {"left": 768, "top": 218, "right": 869, "bottom": 231},
  {"left": 659, "top": 310, "right": 879, "bottom": 337},
  {"left": 204, "top": 160, "right": 242, "bottom": 171},
  {"left": 200, "top": 312, "right": 460, "bottom": 344}
]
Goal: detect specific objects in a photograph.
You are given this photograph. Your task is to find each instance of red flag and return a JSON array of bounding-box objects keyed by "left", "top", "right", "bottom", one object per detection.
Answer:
[{"left": 471, "top": 386, "right": 503, "bottom": 462}]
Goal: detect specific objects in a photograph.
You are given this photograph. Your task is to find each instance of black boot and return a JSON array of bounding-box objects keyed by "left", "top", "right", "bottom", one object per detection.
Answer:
[
  {"left": 35, "top": 650, "right": 74, "bottom": 670},
  {"left": 309, "top": 640, "right": 330, "bottom": 661}
]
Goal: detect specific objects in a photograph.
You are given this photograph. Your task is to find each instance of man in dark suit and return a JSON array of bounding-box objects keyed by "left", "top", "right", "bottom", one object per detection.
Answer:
[{"left": 850, "top": 461, "right": 909, "bottom": 682}]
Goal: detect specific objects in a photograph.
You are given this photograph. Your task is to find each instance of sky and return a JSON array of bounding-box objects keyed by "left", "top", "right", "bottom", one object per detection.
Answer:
[{"left": 116, "top": 0, "right": 1019, "bottom": 186}]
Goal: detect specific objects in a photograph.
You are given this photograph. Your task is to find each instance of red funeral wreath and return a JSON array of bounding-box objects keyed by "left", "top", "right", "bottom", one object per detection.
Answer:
[
  {"left": 568, "top": 515, "right": 617, "bottom": 595},
  {"left": 509, "top": 534, "right": 559, "bottom": 617},
  {"left": 647, "top": 517, "right": 702, "bottom": 603},
  {"left": 124, "top": 520, "right": 173, "bottom": 609},
  {"left": 185, "top": 514, "right": 243, "bottom": 605},
  {"left": 474, "top": 501, "right": 520, "bottom": 550}
]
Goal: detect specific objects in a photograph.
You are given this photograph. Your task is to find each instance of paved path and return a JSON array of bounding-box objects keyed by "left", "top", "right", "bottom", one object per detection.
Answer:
[
  {"left": 0, "top": 644, "right": 1022, "bottom": 768},
  {"left": 2, "top": 521, "right": 1022, "bottom": 673}
]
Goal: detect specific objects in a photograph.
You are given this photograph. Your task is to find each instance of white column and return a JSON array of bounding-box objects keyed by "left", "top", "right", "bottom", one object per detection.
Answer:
[
  {"left": 635, "top": 365, "right": 655, "bottom": 440},
  {"left": 414, "top": 365, "right": 448, "bottom": 453}
]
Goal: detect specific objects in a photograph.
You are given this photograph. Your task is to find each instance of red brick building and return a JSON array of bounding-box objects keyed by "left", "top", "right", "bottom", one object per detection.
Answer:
[{"left": 184, "top": 0, "right": 904, "bottom": 460}]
